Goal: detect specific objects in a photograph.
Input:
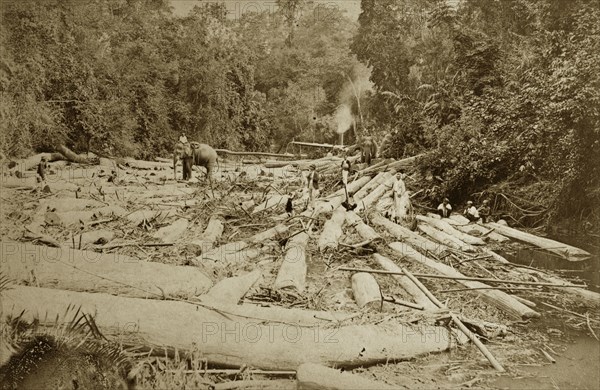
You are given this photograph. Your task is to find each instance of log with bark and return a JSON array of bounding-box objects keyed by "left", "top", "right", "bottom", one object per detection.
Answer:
[
  {"left": 273, "top": 232, "right": 309, "bottom": 293},
  {"left": 296, "top": 363, "right": 396, "bottom": 390},
  {"left": 417, "top": 215, "right": 486, "bottom": 246},
  {"left": 373, "top": 254, "right": 437, "bottom": 310},
  {"left": 351, "top": 273, "right": 382, "bottom": 311},
  {"left": 215, "top": 149, "right": 306, "bottom": 159},
  {"left": 370, "top": 213, "right": 443, "bottom": 255},
  {"left": 388, "top": 242, "right": 541, "bottom": 319},
  {"left": 485, "top": 222, "right": 591, "bottom": 261},
  {"left": 1, "top": 241, "right": 212, "bottom": 299},
  {"left": 352, "top": 172, "right": 393, "bottom": 201},
  {"left": 318, "top": 206, "right": 346, "bottom": 251},
  {"left": 1, "top": 285, "right": 461, "bottom": 370}
]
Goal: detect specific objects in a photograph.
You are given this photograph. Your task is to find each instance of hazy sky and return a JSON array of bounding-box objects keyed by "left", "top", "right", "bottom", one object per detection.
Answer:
[{"left": 169, "top": 0, "right": 362, "bottom": 20}]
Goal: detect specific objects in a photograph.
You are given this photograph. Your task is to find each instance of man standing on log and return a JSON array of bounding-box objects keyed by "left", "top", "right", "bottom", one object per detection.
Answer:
[
  {"left": 306, "top": 164, "right": 320, "bottom": 209},
  {"left": 341, "top": 152, "right": 351, "bottom": 187},
  {"left": 179, "top": 133, "right": 188, "bottom": 144},
  {"left": 437, "top": 198, "right": 452, "bottom": 218}
]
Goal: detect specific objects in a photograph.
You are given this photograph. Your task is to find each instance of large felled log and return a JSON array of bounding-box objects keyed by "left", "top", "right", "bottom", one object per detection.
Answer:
[
  {"left": 417, "top": 223, "right": 475, "bottom": 252},
  {"left": 388, "top": 242, "right": 540, "bottom": 319},
  {"left": 2, "top": 285, "right": 459, "bottom": 370},
  {"left": 373, "top": 254, "right": 437, "bottom": 310},
  {"left": 197, "top": 225, "right": 288, "bottom": 265},
  {"left": 345, "top": 212, "right": 381, "bottom": 243},
  {"left": 355, "top": 174, "right": 397, "bottom": 213},
  {"left": 417, "top": 215, "right": 486, "bottom": 245},
  {"left": 485, "top": 222, "right": 591, "bottom": 261},
  {"left": 57, "top": 145, "right": 97, "bottom": 164},
  {"left": 199, "top": 270, "right": 262, "bottom": 304},
  {"left": 215, "top": 149, "right": 304, "bottom": 159},
  {"left": 454, "top": 223, "right": 509, "bottom": 243},
  {"left": 274, "top": 232, "right": 309, "bottom": 292},
  {"left": 1, "top": 242, "right": 212, "bottom": 298},
  {"left": 5, "top": 153, "right": 64, "bottom": 173},
  {"left": 483, "top": 250, "right": 600, "bottom": 307},
  {"left": 296, "top": 363, "right": 395, "bottom": 390},
  {"left": 370, "top": 213, "right": 443, "bottom": 255},
  {"left": 351, "top": 273, "right": 382, "bottom": 310},
  {"left": 152, "top": 218, "right": 189, "bottom": 243},
  {"left": 325, "top": 176, "right": 371, "bottom": 199},
  {"left": 190, "top": 216, "right": 224, "bottom": 250},
  {"left": 352, "top": 172, "right": 393, "bottom": 201},
  {"left": 318, "top": 206, "right": 347, "bottom": 251}
]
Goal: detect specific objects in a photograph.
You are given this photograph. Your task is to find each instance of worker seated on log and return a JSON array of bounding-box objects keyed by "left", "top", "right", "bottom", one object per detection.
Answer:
[
  {"left": 437, "top": 197, "right": 452, "bottom": 218},
  {"left": 178, "top": 133, "right": 188, "bottom": 144},
  {"left": 464, "top": 200, "right": 480, "bottom": 222},
  {"left": 478, "top": 200, "right": 491, "bottom": 223},
  {"left": 36, "top": 156, "right": 48, "bottom": 183},
  {"left": 306, "top": 164, "right": 320, "bottom": 209}
]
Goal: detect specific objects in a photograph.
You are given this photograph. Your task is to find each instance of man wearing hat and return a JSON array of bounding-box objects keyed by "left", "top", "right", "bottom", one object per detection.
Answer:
[
  {"left": 306, "top": 163, "right": 320, "bottom": 209},
  {"left": 464, "top": 200, "right": 480, "bottom": 222}
]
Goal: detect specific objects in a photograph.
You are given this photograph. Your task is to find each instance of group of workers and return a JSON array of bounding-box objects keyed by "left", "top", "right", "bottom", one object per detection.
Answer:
[{"left": 437, "top": 197, "right": 491, "bottom": 223}]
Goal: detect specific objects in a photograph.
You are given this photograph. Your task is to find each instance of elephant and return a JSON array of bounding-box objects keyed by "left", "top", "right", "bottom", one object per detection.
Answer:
[
  {"left": 173, "top": 141, "right": 218, "bottom": 183},
  {"left": 359, "top": 136, "right": 378, "bottom": 165}
]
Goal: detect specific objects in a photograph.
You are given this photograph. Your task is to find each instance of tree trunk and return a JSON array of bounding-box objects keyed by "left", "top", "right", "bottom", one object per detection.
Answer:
[
  {"left": 57, "top": 145, "right": 97, "bottom": 164},
  {"left": 370, "top": 214, "right": 444, "bottom": 255},
  {"left": 388, "top": 242, "right": 540, "bottom": 319},
  {"left": 296, "top": 363, "right": 396, "bottom": 390},
  {"left": 355, "top": 174, "right": 397, "bottom": 213},
  {"left": 274, "top": 232, "right": 309, "bottom": 293},
  {"left": 190, "top": 216, "right": 224, "bottom": 251},
  {"left": 198, "top": 270, "right": 262, "bottom": 304},
  {"left": 485, "top": 222, "right": 591, "bottom": 261},
  {"left": 417, "top": 215, "right": 486, "bottom": 245},
  {"left": 1, "top": 242, "right": 212, "bottom": 299},
  {"left": 417, "top": 223, "right": 475, "bottom": 253},
  {"left": 373, "top": 254, "right": 437, "bottom": 310},
  {"left": 345, "top": 212, "right": 381, "bottom": 243},
  {"left": 152, "top": 218, "right": 189, "bottom": 243},
  {"left": 1, "top": 285, "right": 460, "bottom": 370},
  {"left": 351, "top": 273, "right": 382, "bottom": 310},
  {"left": 318, "top": 207, "right": 346, "bottom": 251},
  {"left": 454, "top": 224, "right": 509, "bottom": 243}
]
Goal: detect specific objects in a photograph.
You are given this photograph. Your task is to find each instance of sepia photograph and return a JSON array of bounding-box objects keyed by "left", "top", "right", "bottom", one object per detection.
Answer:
[{"left": 0, "top": 0, "right": 598, "bottom": 389}]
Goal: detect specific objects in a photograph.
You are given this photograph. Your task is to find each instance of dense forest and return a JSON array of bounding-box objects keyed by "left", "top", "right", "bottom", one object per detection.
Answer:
[{"left": 1, "top": 0, "right": 598, "bottom": 231}]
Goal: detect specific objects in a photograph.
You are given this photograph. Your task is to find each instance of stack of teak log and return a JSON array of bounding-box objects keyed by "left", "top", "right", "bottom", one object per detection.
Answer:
[{"left": 1, "top": 151, "right": 598, "bottom": 389}]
